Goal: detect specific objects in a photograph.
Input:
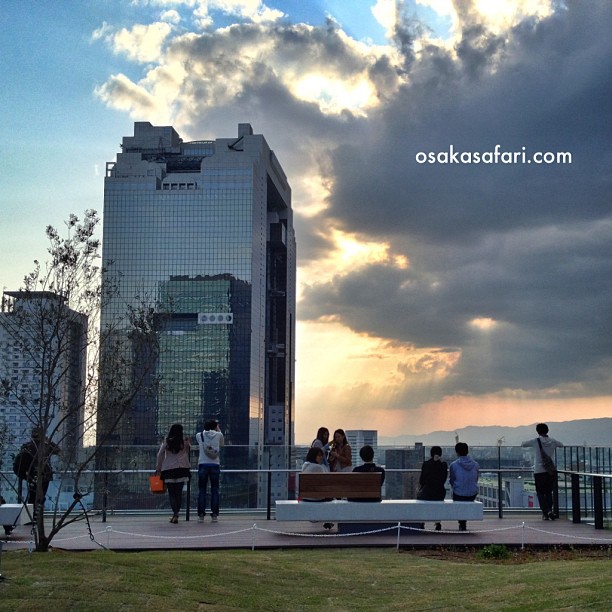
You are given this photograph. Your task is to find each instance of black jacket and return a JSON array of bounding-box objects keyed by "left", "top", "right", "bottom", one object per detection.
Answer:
[{"left": 417, "top": 458, "right": 448, "bottom": 500}]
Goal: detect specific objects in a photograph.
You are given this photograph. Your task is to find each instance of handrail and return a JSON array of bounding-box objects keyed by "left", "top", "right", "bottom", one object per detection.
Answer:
[
  {"left": 1, "top": 466, "right": 609, "bottom": 529},
  {"left": 558, "top": 469, "right": 612, "bottom": 479}
]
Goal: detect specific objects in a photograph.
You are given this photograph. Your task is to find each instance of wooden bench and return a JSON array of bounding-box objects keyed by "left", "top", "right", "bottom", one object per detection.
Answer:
[
  {"left": 298, "top": 472, "right": 383, "bottom": 500},
  {"left": 275, "top": 472, "right": 483, "bottom": 528}
]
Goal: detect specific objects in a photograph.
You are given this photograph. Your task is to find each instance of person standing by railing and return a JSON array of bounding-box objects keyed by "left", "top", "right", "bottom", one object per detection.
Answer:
[
  {"left": 13, "top": 426, "right": 61, "bottom": 511},
  {"left": 311, "top": 427, "right": 331, "bottom": 470},
  {"left": 196, "top": 419, "right": 224, "bottom": 523},
  {"left": 156, "top": 423, "right": 191, "bottom": 524},
  {"left": 522, "top": 423, "right": 564, "bottom": 520}
]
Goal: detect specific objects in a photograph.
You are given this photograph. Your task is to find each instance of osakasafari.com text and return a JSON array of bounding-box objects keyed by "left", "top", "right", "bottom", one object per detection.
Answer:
[{"left": 415, "top": 144, "right": 572, "bottom": 165}]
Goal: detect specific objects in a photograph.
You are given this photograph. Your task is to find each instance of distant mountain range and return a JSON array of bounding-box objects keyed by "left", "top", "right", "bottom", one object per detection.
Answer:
[{"left": 378, "top": 417, "right": 612, "bottom": 447}]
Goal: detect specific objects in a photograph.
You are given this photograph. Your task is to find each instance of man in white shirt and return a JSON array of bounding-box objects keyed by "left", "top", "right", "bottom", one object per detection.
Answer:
[
  {"left": 522, "top": 423, "right": 563, "bottom": 520},
  {"left": 195, "top": 419, "right": 224, "bottom": 522}
]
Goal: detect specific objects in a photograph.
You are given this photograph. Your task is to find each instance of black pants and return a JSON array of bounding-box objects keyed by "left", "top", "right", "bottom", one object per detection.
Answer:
[
  {"left": 166, "top": 482, "right": 185, "bottom": 516},
  {"left": 26, "top": 478, "right": 51, "bottom": 508},
  {"left": 453, "top": 493, "right": 477, "bottom": 529},
  {"left": 534, "top": 472, "right": 556, "bottom": 516}
]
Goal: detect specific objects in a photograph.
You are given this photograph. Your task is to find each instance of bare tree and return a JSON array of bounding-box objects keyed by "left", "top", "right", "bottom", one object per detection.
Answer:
[{"left": 0, "top": 210, "right": 158, "bottom": 552}]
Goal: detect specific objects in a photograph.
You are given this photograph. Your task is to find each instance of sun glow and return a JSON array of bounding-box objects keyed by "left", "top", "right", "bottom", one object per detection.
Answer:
[
  {"left": 295, "top": 319, "right": 461, "bottom": 441},
  {"left": 299, "top": 228, "right": 409, "bottom": 290},
  {"left": 470, "top": 316, "right": 498, "bottom": 330},
  {"left": 292, "top": 73, "right": 375, "bottom": 116}
]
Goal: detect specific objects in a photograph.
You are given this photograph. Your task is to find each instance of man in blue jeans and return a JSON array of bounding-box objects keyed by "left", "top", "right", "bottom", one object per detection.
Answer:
[
  {"left": 449, "top": 442, "right": 479, "bottom": 531},
  {"left": 195, "top": 419, "right": 224, "bottom": 522}
]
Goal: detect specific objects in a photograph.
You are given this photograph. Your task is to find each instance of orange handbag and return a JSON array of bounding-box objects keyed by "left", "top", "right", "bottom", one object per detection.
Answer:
[{"left": 149, "top": 474, "right": 166, "bottom": 494}]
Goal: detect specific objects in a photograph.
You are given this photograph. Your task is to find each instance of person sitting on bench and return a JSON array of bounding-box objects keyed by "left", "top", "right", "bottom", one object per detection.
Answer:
[
  {"left": 300, "top": 447, "right": 332, "bottom": 507},
  {"left": 349, "top": 445, "right": 385, "bottom": 502}
]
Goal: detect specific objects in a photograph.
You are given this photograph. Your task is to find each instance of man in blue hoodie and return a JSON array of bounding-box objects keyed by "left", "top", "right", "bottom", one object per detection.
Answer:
[{"left": 449, "top": 442, "right": 479, "bottom": 531}]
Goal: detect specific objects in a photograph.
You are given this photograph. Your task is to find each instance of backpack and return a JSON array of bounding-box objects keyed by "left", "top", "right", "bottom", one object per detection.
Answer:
[{"left": 13, "top": 448, "right": 33, "bottom": 479}]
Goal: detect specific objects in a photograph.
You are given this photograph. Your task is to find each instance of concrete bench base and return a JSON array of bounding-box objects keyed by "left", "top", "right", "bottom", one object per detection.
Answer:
[
  {"left": 0, "top": 504, "right": 33, "bottom": 527},
  {"left": 275, "top": 499, "right": 483, "bottom": 523},
  {"left": 337, "top": 521, "right": 425, "bottom": 535}
]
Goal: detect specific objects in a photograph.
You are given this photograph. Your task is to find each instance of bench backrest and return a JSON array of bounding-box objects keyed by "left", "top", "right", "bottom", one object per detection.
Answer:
[{"left": 298, "top": 472, "right": 382, "bottom": 500}]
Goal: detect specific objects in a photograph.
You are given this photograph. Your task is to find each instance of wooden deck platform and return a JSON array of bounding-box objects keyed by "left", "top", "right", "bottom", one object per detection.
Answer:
[{"left": 2, "top": 513, "right": 611, "bottom": 552}]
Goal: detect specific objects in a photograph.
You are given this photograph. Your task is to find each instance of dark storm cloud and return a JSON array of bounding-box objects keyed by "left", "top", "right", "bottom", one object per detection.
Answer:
[
  {"left": 328, "top": 18, "right": 611, "bottom": 242},
  {"left": 302, "top": 216, "right": 612, "bottom": 397},
  {"left": 300, "top": 1, "right": 612, "bottom": 398}
]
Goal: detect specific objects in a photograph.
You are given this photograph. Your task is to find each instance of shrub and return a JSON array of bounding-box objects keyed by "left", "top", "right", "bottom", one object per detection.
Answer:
[{"left": 478, "top": 544, "right": 510, "bottom": 560}]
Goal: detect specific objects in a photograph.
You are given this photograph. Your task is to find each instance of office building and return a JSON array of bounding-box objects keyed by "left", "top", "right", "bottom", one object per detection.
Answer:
[
  {"left": 96, "top": 122, "right": 295, "bottom": 507},
  {"left": 346, "top": 430, "right": 378, "bottom": 467},
  {"left": 385, "top": 445, "right": 426, "bottom": 499},
  {"left": 0, "top": 291, "right": 87, "bottom": 501}
]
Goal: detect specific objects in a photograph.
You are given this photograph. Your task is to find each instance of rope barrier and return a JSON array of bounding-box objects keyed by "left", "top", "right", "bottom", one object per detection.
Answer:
[
  {"left": 523, "top": 524, "right": 612, "bottom": 543},
  {"left": 3, "top": 520, "right": 612, "bottom": 551}
]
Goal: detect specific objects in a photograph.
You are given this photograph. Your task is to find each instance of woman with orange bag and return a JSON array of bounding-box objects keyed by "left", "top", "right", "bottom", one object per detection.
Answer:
[{"left": 156, "top": 423, "right": 191, "bottom": 523}]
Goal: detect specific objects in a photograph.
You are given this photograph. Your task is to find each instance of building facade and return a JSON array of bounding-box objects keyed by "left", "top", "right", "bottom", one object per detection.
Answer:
[
  {"left": 96, "top": 122, "right": 295, "bottom": 507},
  {"left": 0, "top": 291, "right": 87, "bottom": 502},
  {"left": 346, "top": 430, "right": 378, "bottom": 467}
]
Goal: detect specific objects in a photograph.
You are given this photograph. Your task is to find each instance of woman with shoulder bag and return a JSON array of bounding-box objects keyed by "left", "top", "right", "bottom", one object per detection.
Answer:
[{"left": 156, "top": 423, "right": 191, "bottom": 524}]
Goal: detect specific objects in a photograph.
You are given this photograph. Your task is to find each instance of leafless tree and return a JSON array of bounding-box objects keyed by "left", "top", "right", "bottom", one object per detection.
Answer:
[{"left": 0, "top": 210, "right": 159, "bottom": 552}]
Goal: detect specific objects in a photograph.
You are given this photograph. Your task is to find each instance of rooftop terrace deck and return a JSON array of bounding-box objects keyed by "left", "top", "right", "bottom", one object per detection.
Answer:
[{"left": 2, "top": 513, "right": 611, "bottom": 552}]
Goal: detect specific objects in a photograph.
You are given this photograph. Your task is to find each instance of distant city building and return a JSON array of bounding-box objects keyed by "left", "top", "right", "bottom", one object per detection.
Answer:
[
  {"left": 0, "top": 291, "right": 87, "bottom": 500},
  {"left": 385, "top": 444, "right": 426, "bottom": 499},
  {"left": 478, "top": 476, "right": 536, "bottom": 509},
  {"left": 96, "top": 122, "right": 295, "bottom": 507},
  {"left": 346, "top": 430, "right": 378, "bottom": 467}
]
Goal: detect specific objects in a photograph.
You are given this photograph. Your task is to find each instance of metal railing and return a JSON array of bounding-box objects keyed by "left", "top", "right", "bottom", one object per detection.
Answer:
[
  {"left": 1, "top": 444, "right": 610, "bottom": 529},
  {"left": 2, "top": 466, "right": 610, "bottom": 530},
  {"left": 559, "top": 469, "right": 611, "bottom": 529}
]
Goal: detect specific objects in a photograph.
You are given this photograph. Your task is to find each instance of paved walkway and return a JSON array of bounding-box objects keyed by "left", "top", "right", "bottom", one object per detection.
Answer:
[{"left": 2, "top": 513, "right": 611, "bottom": 552}]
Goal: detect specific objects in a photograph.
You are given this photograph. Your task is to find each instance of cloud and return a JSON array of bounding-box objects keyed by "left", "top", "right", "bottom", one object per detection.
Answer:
[
  {"left": 94, "top": 73, "right": 158, "bottom": 115},
  {"left": 92, "top": 1, "right": 612, "bottom": 428},
  {"left": 308, "top": 0, "right": 612, "bottom": 401},
  {"left": 97, "top": 21, "right": 174, "bottom": 63}
]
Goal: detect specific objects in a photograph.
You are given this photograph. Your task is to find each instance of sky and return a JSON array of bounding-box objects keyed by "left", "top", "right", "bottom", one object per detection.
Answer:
[{"left": 1, "top": 0, "right": 611, "bottom": 444}]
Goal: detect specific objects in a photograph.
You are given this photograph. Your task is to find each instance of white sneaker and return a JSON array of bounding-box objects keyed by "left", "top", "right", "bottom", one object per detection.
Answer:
[{"left": 211, "top": 515, "right": 218, "bottom": 523}]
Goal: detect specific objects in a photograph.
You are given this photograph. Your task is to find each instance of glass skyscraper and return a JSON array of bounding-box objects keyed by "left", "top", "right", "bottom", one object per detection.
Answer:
[{"left": 96, "top": 122, "right": 295, "bottom": 507}]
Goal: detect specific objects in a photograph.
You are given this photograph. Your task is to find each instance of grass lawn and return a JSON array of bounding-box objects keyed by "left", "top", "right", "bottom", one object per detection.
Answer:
[{"left": 1, "top": 547, "right": 611, "bottom": 610}]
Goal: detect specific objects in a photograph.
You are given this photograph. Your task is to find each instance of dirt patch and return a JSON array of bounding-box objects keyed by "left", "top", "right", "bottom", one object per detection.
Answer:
[{"left": 400, "top": 545, "right": 612, "bottom": 564}]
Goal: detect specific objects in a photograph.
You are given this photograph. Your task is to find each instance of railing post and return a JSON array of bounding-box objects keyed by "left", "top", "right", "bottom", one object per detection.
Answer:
[
  {"left": 266, "top": 469, "right": 272, "bottom": 520},
  {"left": 185, "top": 479, "right": 191, "bottom": 522},
  {"left": 102, "top": 471, "right": 108, "bottom": 523},
  {"left": 593, "top": 476, "right": 603, "bottom": 530},
  {"left": 571, "top": 473, "right": 581, "bottom": 524},
  {"left": 497, "top": 445, "right": 503, "bottom": 518},
  {"left": 497, "top": 471, "right": 503, "bottom": 518}
]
